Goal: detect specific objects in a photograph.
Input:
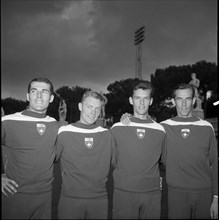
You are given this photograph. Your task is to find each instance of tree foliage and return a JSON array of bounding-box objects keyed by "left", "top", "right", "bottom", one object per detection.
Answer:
[
  {"left": 55, "top": 85, "right": 90, "bottom": 123},
  {"left": 150, "top": 60, "right": 217, "bottom": 121},
  {"left": 106, "top": 78, "right": 142, "bottom": 122},
  {"left": 2, "top": 60, "right": 218, "bottom": 122},
  {"left": 1, "top": 98, "right": 28, "bottom": 115},
  {"left": 151, "top": 60, "right": 217, "bottom": 104},
  {"left": 46, "top": 92, "right": 63, "bottom": 121}
]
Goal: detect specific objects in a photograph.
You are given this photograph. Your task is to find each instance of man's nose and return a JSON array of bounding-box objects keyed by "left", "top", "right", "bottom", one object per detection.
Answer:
[
  {"left": 37, "top": 91, "right": 42, "bottom": 98},
  {"left": 182, "top": 99, "right": 186, "bottom": 106},
  {"left": 91, "top": 108, "right": 96, "bottom": 114}
]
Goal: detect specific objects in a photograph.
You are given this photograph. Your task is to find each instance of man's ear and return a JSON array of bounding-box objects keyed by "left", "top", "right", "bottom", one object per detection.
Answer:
[
  {"left": 26, "top": 93, "right": 30, "bottom": 102},
  {"left": 171, "top": 98, "right": 176, "bottom": 107},
  {"left": 129, "top": 97, "right": 133, "bottom": 105},
  {"left": 192, "top": 97, "right": 196, "bottom": 106},
  {"left": 49, "top": 95, "right": 54, "bottom": 103},
  {"left": 150, "top": 98, "right": 153, "bottom": 106},
  {"left": 78, "top": 103, "right": 82, "bottom": 112}
]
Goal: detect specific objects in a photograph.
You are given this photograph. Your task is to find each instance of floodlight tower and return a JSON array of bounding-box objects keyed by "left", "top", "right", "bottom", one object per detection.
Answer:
[{"left": 134, "top": 25, "right": 145, "bottom": 79}]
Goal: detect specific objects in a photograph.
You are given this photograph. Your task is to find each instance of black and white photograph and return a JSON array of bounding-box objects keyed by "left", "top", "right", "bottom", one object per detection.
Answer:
[{"left": 1, "top": 0, "right": 218, "bottom": 219}]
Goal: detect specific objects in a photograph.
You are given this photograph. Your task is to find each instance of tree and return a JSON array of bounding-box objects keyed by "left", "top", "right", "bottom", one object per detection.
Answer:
[
  {"left": 150, "top": 60, "right": 217, "bottom": 119},
  {"left": 2, "top": 61, "right": 217, "bottom": 121},
  {"left": 106, "top": 78, "right": 157, "bottom": 123},
  {"left": 46, "top": 92, "right": 62, "bottom": 121},
  {"left": 1, "top": 98, "right": 28, "bottom": 115},
  {"left": 55, "top": 85, "right": 90, "bottom": 123}
]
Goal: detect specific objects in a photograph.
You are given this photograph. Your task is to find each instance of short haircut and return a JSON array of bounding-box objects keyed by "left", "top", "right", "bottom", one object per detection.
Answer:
[
  {"left": 81, "top": 91, "right": 106, "bottom": 105},
  {"left": 131, "top": 80, "right": 154, "bottom": 97},
  {"left": 172, "top": 83, "right": 195, "bottom": 99},
  {"left": 27, "top": 78, "right": 54, "bottom": 94}
]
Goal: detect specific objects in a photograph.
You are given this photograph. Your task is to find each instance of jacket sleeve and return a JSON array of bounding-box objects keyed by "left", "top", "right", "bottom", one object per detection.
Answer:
[
  {"left": 1, "top": 120, "right": 6, "bottom": 173},
  {"left": 160, "top": 133, "right": 167, "bottom": 166},
  {"left": 110, "top": 129, "right": 117, "bottom": 169},
  {"left": 159, "top": 124, "right": 167, "bottom": 166},
  {"left": 54, "top": 132, "right": 64, "bottom": 162},
  {"left": 209, "top": 128, "right": 218, "bottom": 195}
]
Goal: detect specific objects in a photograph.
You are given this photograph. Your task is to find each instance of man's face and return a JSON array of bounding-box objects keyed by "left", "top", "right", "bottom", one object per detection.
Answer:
[
  {"left": 172, "top": 88, "right": 196, "bottom": 118},
  {"left": 26, "top": 81, "right": 54, "bottom": 113},
  {"left": 79, "top": 96, "right": 102, "bottom": 125},
  {"left": 129, "top": 89, "right": 152, "bottom": 119}
]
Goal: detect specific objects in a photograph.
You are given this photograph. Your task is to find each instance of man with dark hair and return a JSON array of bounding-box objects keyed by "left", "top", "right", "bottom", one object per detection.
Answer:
[
  {"left": 2, "top": 77, "right": 66, "bottom": 219},
  {"left": 111, "top": 80, "right": 166, "bottom": 219},
  {"left": 55, "top": 91, "right": 115, "bottom": 219},
  {"left": 161, "top": 83, "right": 218, "bottom": 219},
  {"left": 121, "top": 83, "right": 218, "bottom": 219}
]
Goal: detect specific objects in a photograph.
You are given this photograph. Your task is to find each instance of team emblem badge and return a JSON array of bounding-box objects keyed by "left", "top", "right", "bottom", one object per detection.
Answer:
[
  {"left": 181, "top": 128, "right": 190, "bottom": 138},
  {"left": 136, "top": 129, "right": 145, "bottom": 139},
  {"left": 36, "top": 123, "right": 46, "bottom": 136},
  {"left": 85, "top": 137, "right": 93, "bottom": 149}
]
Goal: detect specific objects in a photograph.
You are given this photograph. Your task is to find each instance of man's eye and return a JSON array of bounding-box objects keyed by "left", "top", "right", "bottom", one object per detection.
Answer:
[
  {"left": 175, "top": 98, "right": 182, "bottom": 102},
  {"left": 134, "top": 97, "right": 140, "bottom": 100},
  {"left": 42, "top": 90, "right": 49, "bottom": 95}
]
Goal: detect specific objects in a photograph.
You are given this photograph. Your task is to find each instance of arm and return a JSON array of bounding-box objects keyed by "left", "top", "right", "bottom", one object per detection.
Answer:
[
  {"left": 2, "top": 174, "right": 18, "bottom": 196},
  {"left": 160, "top": 133, "right": 167, "bottom": 166},
  {"left": 1, "top": 120, "right": 18, "bottom": 196},
  {"left": 210, "top": 196, "right": 218, "bottom": 219},
  {"left": 196, "top": 79, "right": 200, "bottom": 88},
  {"left": 209, "top": 130, "right": 218, "bottom": 219},
  {"left": 110, "top": 132, "right": 117, "bottom": 169},
  {"left": 120, "top": 113, "right": 132, "bottom": 125},
  {"left": 159, "top": 131, "right": 167, "bottom": 191},
  {"left": 58, "top": 100, "right": 67, "bottom": 123},
  {"left": 54, "top": 133, "right": 64, "bottom": 162}
]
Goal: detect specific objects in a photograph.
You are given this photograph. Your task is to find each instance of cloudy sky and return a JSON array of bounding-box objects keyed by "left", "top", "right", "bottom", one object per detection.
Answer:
[{"left": 1, "top": 0, "right": 217, "bottom": 101}]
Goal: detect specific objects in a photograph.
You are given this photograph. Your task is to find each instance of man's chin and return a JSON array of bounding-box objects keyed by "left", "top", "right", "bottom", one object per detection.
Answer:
[
  {"left": 137, "top": 111, "right": 147, "bottom": 115},
  {"left": 180, "top": 112, "right": 191, "bottom": 117},
  {"left": 87, "top": 118, "right": 96, "bottom": 125},
  {"left": 35, "top": 107, "right": 46, "bottom": 111}
]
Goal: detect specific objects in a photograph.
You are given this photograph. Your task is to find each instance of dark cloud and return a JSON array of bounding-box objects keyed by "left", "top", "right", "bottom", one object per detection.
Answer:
[{"left": 1, "top": 0, "right": 217, "bottom": 100}]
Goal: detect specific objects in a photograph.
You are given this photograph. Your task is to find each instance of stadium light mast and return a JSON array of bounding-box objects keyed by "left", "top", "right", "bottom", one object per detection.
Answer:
[{"left": 134, "top": 25, "right": 145, "bottom": 79}]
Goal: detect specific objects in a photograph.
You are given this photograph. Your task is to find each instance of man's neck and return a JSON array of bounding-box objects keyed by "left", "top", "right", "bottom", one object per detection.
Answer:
[{"left": 133, "top": 113, "right": 148, "bottom": 120}]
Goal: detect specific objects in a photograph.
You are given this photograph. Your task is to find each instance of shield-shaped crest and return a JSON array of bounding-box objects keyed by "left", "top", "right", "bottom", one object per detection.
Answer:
[
  {"left": 136, "top": 129, "right": 145, "bottom": 139},
  {"left": 36, "top": 123, "right": 46, "bottom": 136},
  {"left": 181, "top": 128, "right": 190, "bottom": 138},
  {"left": 85, "top": 137, "right": 94, "bottom": 149}
]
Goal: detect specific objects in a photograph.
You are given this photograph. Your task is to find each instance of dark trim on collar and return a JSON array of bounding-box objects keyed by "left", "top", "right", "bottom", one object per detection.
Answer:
[{"left": 21, "top": 110, "right": 46, "bottom": 118}]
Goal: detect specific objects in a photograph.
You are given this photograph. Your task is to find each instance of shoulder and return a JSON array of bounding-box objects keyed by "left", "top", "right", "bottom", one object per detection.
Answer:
[
  {"left": 150, "top": 121, "right": 166, "bottom": 133},
  {"left": 2, "top": 112, "right": 57, "bottom": 123},
  {"left": 160, "top": 118, "right": 173, "bottom": 125},
  {"left": 1, "top": 112, "right": 24, "bottom": 122},
  {"left": 161, "top": 117, "right": 213, "bottom": 130},
  {"left": 111, "top": 122, "right": 126, "bottom": 129},
  {"left": 58, "top": 124, "right": 109, "bottom": 135},
  {"left": 194, "top": 118, "right": 214, "bottom": 130}
]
